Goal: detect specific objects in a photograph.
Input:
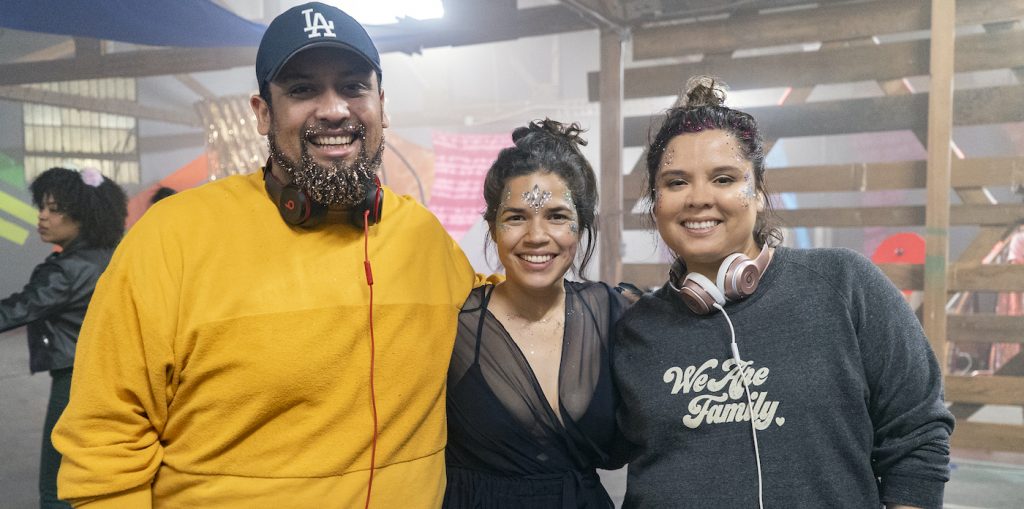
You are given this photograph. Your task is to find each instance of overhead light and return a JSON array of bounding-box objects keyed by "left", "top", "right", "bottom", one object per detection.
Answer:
[{"left": 326, "top": 0, "right": 444, "bottom": 25}]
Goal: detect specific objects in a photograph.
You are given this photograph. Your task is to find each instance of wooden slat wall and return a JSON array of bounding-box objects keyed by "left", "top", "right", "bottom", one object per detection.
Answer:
[
  {"left": 630, "top": 0, "right": 1024, "bottom": 60},
  {"left": 622, "top": 85, "right": 1024, "bottom": 147},
  {"left": 588, "top": 29, "right": 1024, "bottom": 101},
  {"left": 612, "top": 0, "right": 1024, "bottom": 454}
]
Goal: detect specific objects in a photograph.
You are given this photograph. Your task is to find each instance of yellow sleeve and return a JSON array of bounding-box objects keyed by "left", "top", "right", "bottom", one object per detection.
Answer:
[
  {"left": 53, "top": 215, "right": 178, "bottom": 503},
  {"left": 473, "top": 272, "right": 504, "bottom": 288},
  {"left": 71, "top": 484, "right": 152, "bottom": 509}
]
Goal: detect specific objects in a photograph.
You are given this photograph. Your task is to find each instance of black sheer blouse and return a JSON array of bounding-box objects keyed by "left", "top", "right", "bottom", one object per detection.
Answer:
[{"left": 444, "top": 281, "right": 629, "bottom": 509}]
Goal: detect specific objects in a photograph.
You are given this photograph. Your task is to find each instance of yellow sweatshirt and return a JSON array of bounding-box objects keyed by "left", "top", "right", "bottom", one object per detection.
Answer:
[{"left": 53, "top": 171, "right": 476, "bottom": 508}]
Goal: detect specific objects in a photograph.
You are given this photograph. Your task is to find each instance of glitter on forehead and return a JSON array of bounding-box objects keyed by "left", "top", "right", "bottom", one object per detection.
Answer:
[
  {"left": 738, "top": 171, "right": 756, "bottom": 208},
  {"left": 563, "top": 188, "right": 579, "bottom": 235},
  {"left": 497, "top": 187, "right": 513, "bottom": 216},
  {"left": 522, "top": 184, "right": 552, "bottom": 212},
  {"left": 662, "top": 148, "right": 675, "bottom": 167}
]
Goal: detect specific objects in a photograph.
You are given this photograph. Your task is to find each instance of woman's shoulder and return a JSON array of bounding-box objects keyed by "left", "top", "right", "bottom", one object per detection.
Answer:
[
  {"left": 459, "top": 284, "right": 491, "bottom": 314},
  {"left": 779, "top": 246, "right": 876, "bottom": 277},
  {"left": 50, "top": 245, "right": 114, "bottom": 273},
  {"left": 566, "top": 280, "right": 627, "bottom": 307},
  {"left": 566, "top": 279, "right": 614, "bottom": 295}
]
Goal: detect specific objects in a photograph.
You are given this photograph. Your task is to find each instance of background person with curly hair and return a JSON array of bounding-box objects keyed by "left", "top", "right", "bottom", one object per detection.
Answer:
[{"left": 0, "top": 167, "right": 127, "bottom": 509}]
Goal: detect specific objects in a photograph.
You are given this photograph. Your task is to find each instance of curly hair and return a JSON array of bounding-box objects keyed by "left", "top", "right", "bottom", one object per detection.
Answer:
[
  {"left": 482, "top": 118, "right": 599, "bottom": 277},
  {"left": 645, "top": 76, "right": 783, "bottom": 248},
  {"left": 30, "top": 167, "right": 128, "bottom": 249}
]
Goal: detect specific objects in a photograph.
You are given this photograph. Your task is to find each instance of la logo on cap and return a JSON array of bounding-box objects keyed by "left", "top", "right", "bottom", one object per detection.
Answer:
[{"left": 302, "top": 8, "right": 336, "bottom": 38}]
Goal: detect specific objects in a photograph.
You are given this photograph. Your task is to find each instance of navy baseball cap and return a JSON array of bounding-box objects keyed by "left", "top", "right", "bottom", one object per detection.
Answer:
[{"left": 256, "top": 2, "right": 382, "bottom": 93}]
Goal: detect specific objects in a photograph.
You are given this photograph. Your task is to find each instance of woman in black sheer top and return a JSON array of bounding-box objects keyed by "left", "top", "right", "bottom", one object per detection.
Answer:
[{"left": 444, "top": 119, "right": 630, "bottom": 508}]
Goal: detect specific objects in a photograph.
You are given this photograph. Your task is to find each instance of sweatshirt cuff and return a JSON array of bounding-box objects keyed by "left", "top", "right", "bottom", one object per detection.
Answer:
[
  {"left": 880, "top": 473, "right": 945, "bottom": 509},
  {"left": 70, "top": 484, "right": 151, "bottom": 509}
]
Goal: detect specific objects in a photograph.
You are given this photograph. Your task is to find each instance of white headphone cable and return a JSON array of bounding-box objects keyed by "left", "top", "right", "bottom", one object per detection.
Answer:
[{"left": 713, "top": 302, "right": 764, "bottom": 509}]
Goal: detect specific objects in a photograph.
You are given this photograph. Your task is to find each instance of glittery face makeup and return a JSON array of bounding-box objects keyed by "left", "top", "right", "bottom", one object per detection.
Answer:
[
  {"left": 522, "top": 184, "right": 552, "bottom": 212},
  {"left": 493, "top": 173, "right": 579, "bottom": 291},
  {"left": 737, "top": 171, "right": 757, "bottom": 208},
  {"left": 497, "top": 187, "right": 514, "bottom": 232},
  {"left": 662, "top": 148, "right": 675, "bottom": 168},
  {"left": 652, "top": 130, "right": 760, "bottom": 281},
  {"left": 564, "top": 189, "right": 579, "bottom": 234}
]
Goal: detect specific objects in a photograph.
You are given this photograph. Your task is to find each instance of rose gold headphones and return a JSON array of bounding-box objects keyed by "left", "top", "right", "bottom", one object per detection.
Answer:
[{"left": 668, "top": 246, "right": 771, "bottom": 315}]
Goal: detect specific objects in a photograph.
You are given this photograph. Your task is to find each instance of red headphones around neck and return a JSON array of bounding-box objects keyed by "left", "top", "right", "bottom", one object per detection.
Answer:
[
  {"left": 262, "top": 165, "right": 383, "bottom": 228},
  {"left": 668, "top": 245, "right": 772, "bottom": 315}
]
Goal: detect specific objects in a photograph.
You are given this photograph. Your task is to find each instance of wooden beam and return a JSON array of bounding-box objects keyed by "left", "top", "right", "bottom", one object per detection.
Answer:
[
  {"left": 763, "top": 157, "right": 1024, "bottom": 193},
  {"left": 0, "top": 86, "right": 198, "bottom": 126},
  {"left": 621, "top": 202, "right": 1023, "bottom": 229},
  {"left": 874, "top": 264, "right": 1024, "bottom": 292},
  {"left": 599, "top": 29, "right": 624, "bottom": 284},
  {"left": 631, "top": 0, "right": 1024, "bottom": 60},
  {"left": 951, "top": 422, "right": 1024, "bottom": 453},
  {"left": 949, "top": 315, "right": 1024, "bottom": 343},
  {"left": 623, "top": 85, "right": 1024, "bottom": 147},
  {"left": 175, "top": 75, "right": 217, "bottom": 101},
  {"left": 954, "top": 157, "right": 1024, "bottom": 187},
  {"left": 138, "top": 132, "right": 205, "bottom": 153},
  {"left": 26, "top": 150, "right": 138, "bottom": 162},
  {"left": 923, "top": 0, "right": 956, "bottom": 375},
  {"left": 593, "top": 28, "right": 1024, "bottom": 100},
  {"left": 767, "top": 161, "right": 927, "bottom": 193},
  {"left": 878, "top": 264, "right": 923, "bottom": 291},
  {"left": 562, "top": 0, "right": 628, "bottom": 30},
  {"left": 366, "top": 6, "right": 592, "bottom": 55},
  {"left": 950, "top": 352, "right": 1024, "bottom": 420},
  {"left": 775, "top": 207, "right": 925, "bottom": 228},
  {"left": 951, "top": 263, "right": 1024, "bottom": 292},
  {"left": 0, "top": 47, "right": 257, "bottom": 86},
  {"left": 945, "top": 375, "right": 1024, "bottom": 405},
  {"left": 957, "top": 227, "right": 1010, "bottom": 264},
  {"left": 622, "top": 263, "right": 668, "bottom": 290},
  {"left": 74, "top": 38, "right": 102, "bottom": 59}
]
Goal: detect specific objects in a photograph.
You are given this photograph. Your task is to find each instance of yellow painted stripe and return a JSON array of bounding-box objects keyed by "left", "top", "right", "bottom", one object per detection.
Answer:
[
  {"left": 0, "top": 216, "right": 30, "bottom": 245},
  {"left": 0, "top": 190, "right": 36, "bottom": 225}
]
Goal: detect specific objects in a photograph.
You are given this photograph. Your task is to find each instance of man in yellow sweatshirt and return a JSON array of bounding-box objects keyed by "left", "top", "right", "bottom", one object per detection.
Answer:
[{"left": 52, "top": 3, "right": 478, "bottom": 507}]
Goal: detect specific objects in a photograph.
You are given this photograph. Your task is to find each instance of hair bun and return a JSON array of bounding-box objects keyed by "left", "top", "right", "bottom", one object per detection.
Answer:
[
  {"left": 513, "top": 118, "right": 588, "bottom": 147},
  {"left": 682, "top": 76, "right": 728, "bottom": 108}
]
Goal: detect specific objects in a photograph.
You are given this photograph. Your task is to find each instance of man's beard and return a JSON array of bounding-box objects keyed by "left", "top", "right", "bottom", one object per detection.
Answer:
[{"left": 267, "top": 123, "right": 384, "bottom": 208}]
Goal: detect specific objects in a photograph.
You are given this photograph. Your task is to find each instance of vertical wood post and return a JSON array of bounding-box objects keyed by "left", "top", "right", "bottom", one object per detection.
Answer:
[
  {"left": 599, "top": 29, "right": 624, "bottom": 284},
  {"left": 923, "top": 0, "right": 956, "bottom": 372}
]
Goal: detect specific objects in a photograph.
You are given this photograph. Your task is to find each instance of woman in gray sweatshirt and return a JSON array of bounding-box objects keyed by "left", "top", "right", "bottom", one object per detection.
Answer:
[{"left": 612, "top": 76, "right": 953, "bottom": 509}]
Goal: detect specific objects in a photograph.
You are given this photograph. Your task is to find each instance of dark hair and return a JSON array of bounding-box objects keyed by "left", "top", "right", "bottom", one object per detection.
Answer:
[
  {"left": 482, "top": 119, "right": 598, "bottom": 277},
  {"left": 645, "top": 76, "right": 783, "bottom": 247},
  {"left": 151, "top": 186, "right": 177, "bottom": 205},
  {"left": 30, "top": 167, "right": 128, "bottom": 249}
]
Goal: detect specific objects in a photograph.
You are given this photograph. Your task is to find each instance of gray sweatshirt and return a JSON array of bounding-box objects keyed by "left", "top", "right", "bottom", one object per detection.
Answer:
[{"left": 613, "top": 247, "right": 953, "bottom": 508}]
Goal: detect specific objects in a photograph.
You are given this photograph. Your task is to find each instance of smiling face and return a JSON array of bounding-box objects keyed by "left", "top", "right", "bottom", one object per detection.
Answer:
[
  {"left": 653, "top": 129, "right": 762, "bottom": 280},
  {"left": 493, "top": 172, "right": 579, "bottom": 292},
  {"left": 37, "top": 195, "right": 80, "bottom": 249},
  {"left": 250, "top": 46, "right": 388, "bottom": 208}
]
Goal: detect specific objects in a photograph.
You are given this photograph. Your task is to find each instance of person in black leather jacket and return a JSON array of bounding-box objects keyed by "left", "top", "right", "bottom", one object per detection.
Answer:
[{"left": 0, "top": 167, "right": 126, "bottom": 509}]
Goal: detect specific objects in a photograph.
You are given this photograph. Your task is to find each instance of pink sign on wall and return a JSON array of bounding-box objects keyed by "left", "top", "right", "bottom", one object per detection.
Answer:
[{"left": 429, "top": 132, "right": 513, "bottom": 239}]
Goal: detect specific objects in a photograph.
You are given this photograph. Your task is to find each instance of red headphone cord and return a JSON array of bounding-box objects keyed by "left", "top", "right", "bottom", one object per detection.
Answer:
[{"left": 362, "top": 208, "right": 379, "bottom": 509}]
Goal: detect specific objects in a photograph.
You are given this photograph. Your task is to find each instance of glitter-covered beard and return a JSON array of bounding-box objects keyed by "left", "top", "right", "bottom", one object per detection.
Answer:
[{"left": 267, "top": 122, "right": 384, "bottom": 208}]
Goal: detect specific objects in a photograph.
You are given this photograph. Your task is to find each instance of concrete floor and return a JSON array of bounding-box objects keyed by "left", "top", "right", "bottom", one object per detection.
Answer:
[{"left": 2, "top": 329, "right": 1022, "bottom": 508}]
